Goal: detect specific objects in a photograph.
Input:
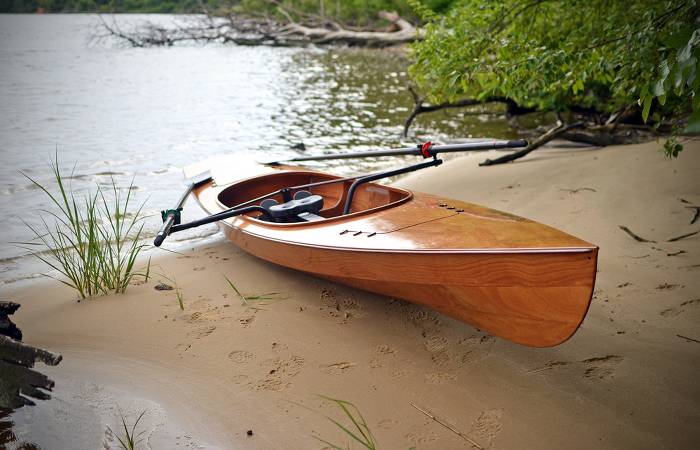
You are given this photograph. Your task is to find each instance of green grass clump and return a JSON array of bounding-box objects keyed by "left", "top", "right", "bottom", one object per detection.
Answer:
[
  {"left": 314, "top": 395, "right": 378, "bottom": 450},
  {"left": 108, "top": 410, "right": 146, "bottom": 450},
  {"left": 223, "top": 274, "right": 285, "bottom": 308},
  {"left": 19, "top": 157, "right": 149, "bottom": 299}
]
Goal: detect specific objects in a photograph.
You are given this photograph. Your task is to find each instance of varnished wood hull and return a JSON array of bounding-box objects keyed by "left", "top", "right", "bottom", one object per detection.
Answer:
[{"left": 193, "top": 167, "right": 597, "bottom": 347}]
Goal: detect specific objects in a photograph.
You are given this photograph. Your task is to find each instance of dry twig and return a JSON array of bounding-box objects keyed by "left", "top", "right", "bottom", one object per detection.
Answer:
[
  {"left": 668, "top": 230, "right": 700, "bottom": 242},
  {"left": 619, "top": 225, "right": 656, "bottom": 243},
  {"left": 409, "top": 402, "right": 484, "bottom": 450},
  {"left": 677, "top": 334, "right": 700, "bottom": 343}
]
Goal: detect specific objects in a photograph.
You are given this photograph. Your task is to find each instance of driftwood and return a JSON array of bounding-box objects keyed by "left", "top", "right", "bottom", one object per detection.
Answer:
[
  {"left": 0, "top": 303, "right": 62, "bottom": 410},
  {"left": 95, "top": 10, "right": 421, "bottom": 48}
]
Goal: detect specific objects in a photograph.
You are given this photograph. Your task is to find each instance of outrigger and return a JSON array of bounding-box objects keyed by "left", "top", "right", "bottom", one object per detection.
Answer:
[{"left": 155, "top": 139, "right": 597, "bottom": 347}]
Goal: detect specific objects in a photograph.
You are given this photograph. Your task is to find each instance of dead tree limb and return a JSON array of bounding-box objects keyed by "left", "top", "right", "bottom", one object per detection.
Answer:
[
  {"left": 95, "top": 10, "right": 421, "bottom": 48},
  {"left": 478, "top": 121, "right": 584, "bottom": 166},
  {"left": 402, "top": 89, "right": 506, "bottom": 137}
]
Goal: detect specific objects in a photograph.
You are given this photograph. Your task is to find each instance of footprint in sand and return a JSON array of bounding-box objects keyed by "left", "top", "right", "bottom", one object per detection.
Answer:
[
  {"left": 319, "top": 288, "right": 364, "bottom": 322},
  {"left": 228, "top": 350, "right": 254, "bottom": 364},
  {"left": 238, "top": 314, "right": 256, "bottom": 328},
  {"left": 470, "top": 408, "right": 504, "bottom": 447},
  {"left": 581, "top": 355, "right": 624, "bottom": 380},
  {"left": 457, "top": 334, "right": 495, "bottom": 365},
  {"left": 377, "top": 418, "right": 399, "bottom": 430},
  {"left": 425, "top": 371, "right": 457, "bottom": 385},
  {"left": 401, "top": 303, "right": 442, "bottom": 330},
  {"left": 404, "top": 432, "right": 438, "bottom": 445},
  {"left": 191, "top": 325, "right": 216, "bottom": 339},
  {"left": 254, "top": 356, "right": 305, "bottom": 391},
  {"left": 660, "top": 298, "right": 700, "bottom": 318},
  {"left": 369, "top": 344, "right": 396, "bottom": 368},
  {"left": 424, "top": 335, "right": 449, "bottom": 353},
  {"left": 320, "top": 362, "right": 356, "bottom": 375}
]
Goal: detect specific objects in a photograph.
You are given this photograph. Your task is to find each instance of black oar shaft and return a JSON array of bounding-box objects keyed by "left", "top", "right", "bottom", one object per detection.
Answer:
[
  {"left": 170, "top": 206, "right": 271, "bottom": 233},
  {"left": 154, "top": 173, "right": 213, "bottom": 247},
  {"left": 276, "top": 139, "right": 527, "bottom": 163},
  {"left": 154, "top": 183, "right": 194, "bottom": 247}
]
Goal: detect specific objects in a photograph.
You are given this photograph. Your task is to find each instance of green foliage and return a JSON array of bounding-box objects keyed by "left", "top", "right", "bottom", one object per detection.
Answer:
[
  {"left": 408, "top": 0, "right": 698, "bottom": 128},
  {"left": 19, "top": 157, "right": 148, "bottom": 299}
]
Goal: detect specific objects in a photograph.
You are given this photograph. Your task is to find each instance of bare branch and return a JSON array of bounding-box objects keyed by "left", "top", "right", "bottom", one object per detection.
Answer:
[{"left": 478, "top": 121, "right": 584, "bottom": 166}]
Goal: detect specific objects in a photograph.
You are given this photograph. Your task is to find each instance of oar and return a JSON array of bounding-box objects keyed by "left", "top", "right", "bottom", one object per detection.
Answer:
[
  {"left": 259, "top": 139, "right": 528, "bottom": 165},
  {"left": 154, "top": 171, "right": 212, "bottom": 247}
]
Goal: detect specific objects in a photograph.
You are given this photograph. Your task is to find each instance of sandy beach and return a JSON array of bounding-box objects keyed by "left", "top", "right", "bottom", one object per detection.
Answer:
[{"left": 3, "top": 139, "right": 699, "bottom": 449}]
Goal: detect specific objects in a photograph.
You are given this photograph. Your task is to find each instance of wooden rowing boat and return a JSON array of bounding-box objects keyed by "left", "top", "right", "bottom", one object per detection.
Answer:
[{"left": 190, "top": 163, "right": 597, "bottom": 347}]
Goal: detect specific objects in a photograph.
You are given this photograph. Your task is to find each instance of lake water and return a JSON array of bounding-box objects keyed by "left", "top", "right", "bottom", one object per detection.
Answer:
[{"left": 0, "top": 13, "right": 514, "bottom": 284}]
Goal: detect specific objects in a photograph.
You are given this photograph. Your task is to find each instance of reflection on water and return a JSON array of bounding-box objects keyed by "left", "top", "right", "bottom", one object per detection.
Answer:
[{"left": 0, "top": 14, "right": 517, "bottom": 284}]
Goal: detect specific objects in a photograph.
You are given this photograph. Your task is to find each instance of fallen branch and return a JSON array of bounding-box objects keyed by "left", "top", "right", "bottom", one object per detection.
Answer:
[
  {"left": 686, "top": 206, "right": 700, "bottom": 225},
  {"left": 618, "top": 225, "right": 656, "bottom": 243},
  {"left": 668, "top": 230, "right": 700, "bottom": 242},
  {"left": 479, "top": 121, "right": 584, "bottom": 166},
  {"left": 95, "top": 10, "right": 421, "bottom": 48},
  {"left": 409, "top": 401, "right": 484, "bottom": 450}
]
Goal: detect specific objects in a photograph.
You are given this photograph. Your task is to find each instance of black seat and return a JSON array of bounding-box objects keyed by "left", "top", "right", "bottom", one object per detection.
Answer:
[{"left": 260, "top": 194, "right": 324, "bottom": 222}]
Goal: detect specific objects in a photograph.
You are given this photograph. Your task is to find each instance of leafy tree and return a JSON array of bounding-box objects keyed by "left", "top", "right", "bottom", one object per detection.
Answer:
[{"left": 408, "top": 0, "right": 699, "bottom": 154}]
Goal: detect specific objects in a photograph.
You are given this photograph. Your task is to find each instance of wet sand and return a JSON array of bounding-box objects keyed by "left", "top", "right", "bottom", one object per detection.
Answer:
[{"left": 3, "top": 139, "right": 700, "bottom": 449}]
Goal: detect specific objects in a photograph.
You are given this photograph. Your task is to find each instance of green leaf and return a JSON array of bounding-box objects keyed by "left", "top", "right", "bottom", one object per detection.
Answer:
[
  {"left": 683, "top": 109, "right": 700, "bottom": 134},
  {"left": 641, "top": 93, "right": 652, "bottom": 122}
]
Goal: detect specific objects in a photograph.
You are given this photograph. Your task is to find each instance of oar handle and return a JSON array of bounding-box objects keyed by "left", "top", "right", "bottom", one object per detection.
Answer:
[
  {"left": 154, "top": 213, "right": 178, "bottom": 247},
  {"left": 154, "top": 173, "right": 212, "bottom": 247}
]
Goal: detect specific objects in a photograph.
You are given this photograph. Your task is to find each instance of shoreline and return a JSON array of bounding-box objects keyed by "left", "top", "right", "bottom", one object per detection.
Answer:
[{"left": 3, "top": 140, "right": 700, "bottom": 449}]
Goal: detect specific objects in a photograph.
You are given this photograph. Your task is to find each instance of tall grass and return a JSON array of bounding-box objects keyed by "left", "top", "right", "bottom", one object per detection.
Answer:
[{"left": 18, "top": 157, "right": 149, "bottom": 298}]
